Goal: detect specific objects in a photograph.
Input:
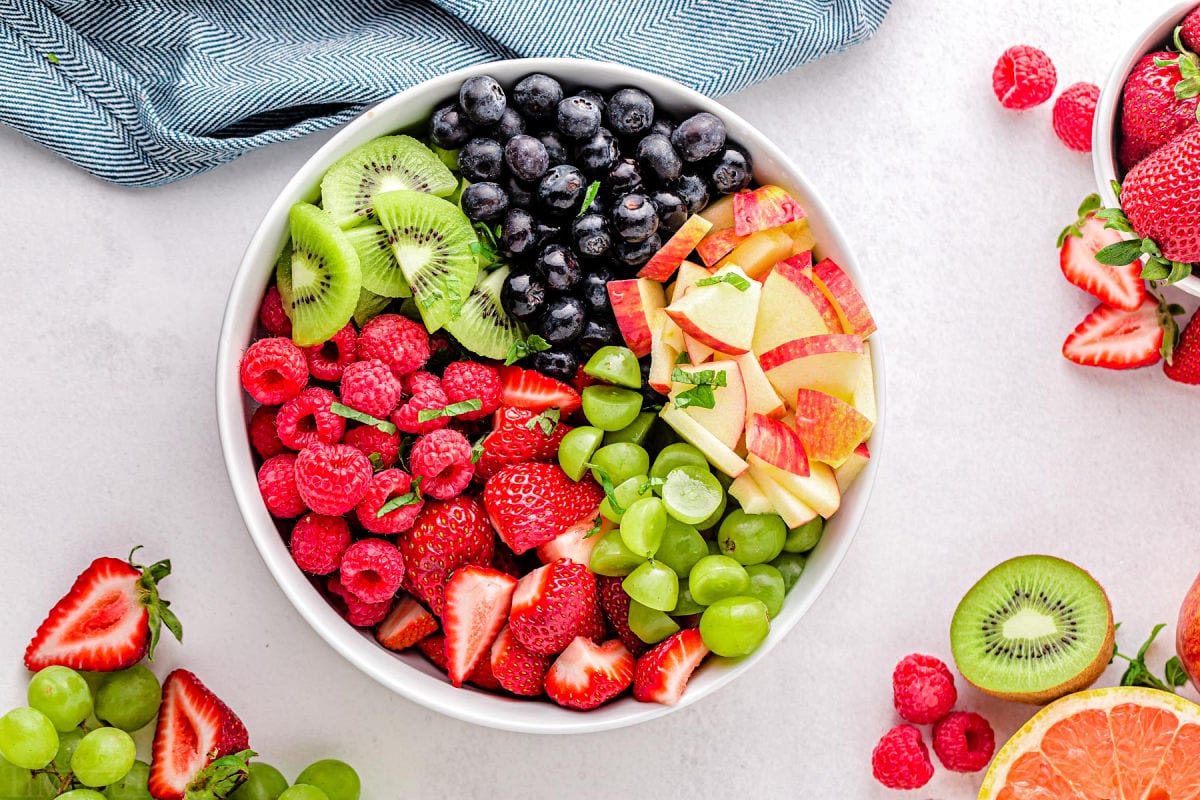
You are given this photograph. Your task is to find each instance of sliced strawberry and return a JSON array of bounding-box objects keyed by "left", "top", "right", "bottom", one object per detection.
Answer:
[
  {"left": 1062, "top": 298, "right": 1164, "bottom": 370},
  {"left": 535, "top": 517, "right": 603, "bottom": 566},
  {"left": 375, "top": 595, "right": 438, "bottom": 651},
  {"left": 466, "top": 647, "right": 504, "bottom": 690},
  {"left": 416, "top": 633, "right": 449, "bottom": 671},
  {"left": 149, "top": 670, "right": 249, "bottom": 800},
  {"left": 25, "top": 552, "right": 181, "bottom": 672},
  {"left": 397, "top": 495, "right": 495, "bottom": 617},
  {"left": 596, "top": 576, "right": 648, "bottom": 656},
  {"left": 544, "top": 637, "right": 634, "bottom": 710},
  {"left": 490, "top": 625, "right": 552, "bottom": 696},
  {"left": 633, "top": 628, "right": 710, "bottom": 705},
  {"left": 1060, "top": 214, "right": 1146, "bottom": 312},
  {"left": 496, "top": 366, "right": 581, "bottom": 416},
  {"left": 509, "top": 558, "right": 600, "bottom": 655},
  {"left": 1165, "top": 310, "right": 1200, "bottom": 385},
  {"left": 442, "top": 566, "right": 516, "bottom": 687},
  {"left": 475, "top": 406, "right": 572, "bottom": 480},
  {"left": 484, "top": 463, "right": 604, "bottom": 554}
]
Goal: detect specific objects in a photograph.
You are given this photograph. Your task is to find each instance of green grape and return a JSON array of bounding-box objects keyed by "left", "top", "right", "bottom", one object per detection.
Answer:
[
  {"left": 622, "top": 560, "right": 679, "bottom": 612},
  {"left": 628, "top": 600, "right": 680, "bottom": 644},
  {"left": 0, "top": 755, "right": 34, "bottom": 800},
  {"left": 56, "top": 791, "right": 107, "bottom": 800},
  {"left": 604, "top": 411, "right": 656, "bottom": 446},
  {"left": 599, "top": 475, "right": 652, "bottom": 523},
  {"left": 744, "top": 565, "right": 786, "bottom": 618},
  {"left": 278, "top": 786, "right": 329, "bottom": 800},
  {"left": 72, "top": 727, "right": 135, "bottom": 787},
  {"left": 648, "top": 443, "right": 707, "bottom": 484},
  {"left": 557, "top": 426, "right": 604, "bottom": 481},
  {"left": 784, "top": 516, "right": 824, "bottom": 553},
  {"left": 688, "top": 555, "right": 749, "bottom": 606},
  {"left": 580, "top": 385, "right": 643, "bottom": 431},
  {"left": 27, "top": 666, "right": 92, "bottom": 732},
  {"left": 95, "top": 665, "right": 162, "bottom": 732},
  {"left": 105, "top": 760, "right": 152, "bottom": 800},
  {"left": 54, "top": 727, "right": 85, "bottom": 773},
  {"left": 589, "top": 530, "right": 647, "bottom": 577},
  {"left": 697, "top": 491, "right": 728, "bottom": 531},
  {"left": 671, "top": 581, "right": 706, "bottom": 616},
  {"left": 661, "top": 465, "right": 723, "bottom": 525},
  {"left": 230, "top": 762, "right": 289, "bottom": 800},
  {"left": 699, "top": 596, "right": 771, "bottom": 657},
  {"left": 583, "top": 346, "right": 641, "bottom": 388},
  {"left": 619, "top": 497, "right": 667, "bottom": 557},
  {"left": 655, "top": 519, "right": 708, "bottom": 578},
  {"left": 79, "top": 672, "right": 105, "bottom": 700},
  {"left": 0, "top": 708, "right": 58, "bottom": 769},
  {"left": 717, "top": 509, "right": 787, "bottom": 565},
  {"left": 590, "top": 443, "right": 650, "bottom": 487},
  {"left": 706, "top": 538, "right": 721, "bottom": 556},
  {"left": 294, "top": 759, "right": 360, "bottom": 800},
  {"left": 28, "top": 773, "right": 58, "bottom": 800},
  {"left": 771, "top": 553, "right": 807, "bottom": 593}
]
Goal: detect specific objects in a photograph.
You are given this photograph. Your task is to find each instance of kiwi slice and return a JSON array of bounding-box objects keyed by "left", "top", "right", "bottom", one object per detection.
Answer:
[
  {"left": 353, "top": 288, "right": 393, "bottom": 327},
  {"left": 276, "top": 203, "right": 361, "bottom": 347},
  {"left": 445, "top": 265, "right": 522, "bottom": 360},
  {"left": 321, "top": 135, "right": 457, "bottom": 228},
  {"left": 950, "top": 555, "right": 1114, "bottom": 704},
  {"left": 345, "top": 224, "right": 411, "bottom": 298},
  {"left": 373, "top": 189, "right": 478, "bottom": 333}
]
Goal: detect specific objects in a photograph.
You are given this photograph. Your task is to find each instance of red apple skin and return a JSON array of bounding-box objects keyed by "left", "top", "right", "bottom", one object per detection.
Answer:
[
  {"left": 607, "top": 278, "right": 662, "bottom": 357},
  {"left": 666, "top": 309, "right": 750, "bottom": 356},
  {"left": 759, "top": 334, "right": 866, "bottom": 372},
  {"left": 812, "top": 258, "right": 877, "bottom": 337},
  {"left": 696, "top": 227, "right": 746, "bottom": 266},
  {"left": 1178, "top": 573, "right": 1200, "bottom": 688},
  {"left": 773, "top": 251, "right": 813, "bottom": 281},
  {"left": 638, "top": 215, "right": 713, "bottom": 281},
  {"left": 732, "top": 185, "right": 804, "bottom": 236},
  {"left": 745, "top": 413, "right": 810, "bottom": 476}
]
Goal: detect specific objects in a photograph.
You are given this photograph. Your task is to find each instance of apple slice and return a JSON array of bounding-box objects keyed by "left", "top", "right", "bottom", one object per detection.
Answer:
[
  {"left": 722, "top": 351, "right": 785, "bottom": 420},
  {"left": 684, "top": 333, "right": 715, "bottom": 365},
  {"left": 732, "top": 185, "right": 804, "bottom": 236},
  {"left": 668, "top": 360, "right": 746, "bottom": 450},
  {"left": 728, "top": 471, "right": 774, "bottom": 515},
  {"left": 660, "top": 405, "right": 749, "bottom": 478},
  {"left": 673, "top": 261, "right": 712, "bottom": 300},
  {"left": 834, "top": 442, "right": 870, "bottom": 492},
  {"left": 745, "top": 413, "right": 809, "bottom": 476},
  {"left": 810, "top": 258, "right": 877, "bottom": 338},
  {"left": 665, "top": 265, "right": 761, "bottom": 355},
  {"left": 696, "top": 227, "right": 746, "bottom": 267},
  {"left": 746, "top": 462, "right": 819, "bottom": 528},
  {"left": 752, "top": 252, "right": 842, "bottom": 356},
  {"left": 782, "top": 219, "right": 816, "bottom": 255},
  {"left": 638, "top": 215, "right": 714, "bottom": 281},
  {"left": 607, "top": 278, "right": 665, "bottom": 358},
  {"left": 698, "top": 194, "right": 735, "bottom": 229},
  {"left": 715, "top": 228, "right": 794, "bottom": 279},
  {"left": 747, "top": 454, "right": 840, "bottom": 517},
  {"left": 792, "top": 389, "right": 873, "bottom": 468},
  {"left": 647, "top": 310, "right": 681, "bottom": 395},
  {"left": 759, "top": 334, "right": 868, "bottom": 410}
]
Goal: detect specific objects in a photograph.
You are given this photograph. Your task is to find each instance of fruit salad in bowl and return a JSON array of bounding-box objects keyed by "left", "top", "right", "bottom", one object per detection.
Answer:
[{"left": 216, "top": 59, "right": 884, "bottom": 733}]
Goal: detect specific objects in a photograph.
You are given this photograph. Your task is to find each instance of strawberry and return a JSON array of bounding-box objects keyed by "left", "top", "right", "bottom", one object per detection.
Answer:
[
  {"left": 397, "top": 495, "right": 495, "bottom": 617},
  {"left": 1121, "top": 125, "right": 1200, "bottom": 264},
  {"left": 596, "top": 576, "right": 648, "bottom": 656},
  {"left": 489, "top": 624, "right": 552, "bottom": 696},
  {"left": 1185, "top": 7, "right": 1200, "bottom": 53},
  {"left": 1062, "top": 297, "right": 1164, "bottom": 369},
  {"left": 1165, "top": 310, "right": 1200, "bottom": 385},
  {"left": 536, "top": 517, "right": 604, "bottom": 567},
  {"left": 474, "top": 406, "right": 572, "bottom": 480},
  {"left": 1118, "top": 51, "right": 1198, "bottom": 172},
  {"left": 496, "top": 365, "right": 581, "bottom": 416},
  {"left": 633, "top": 628, "right": 710, "bottom": 705},
  {"left": 416, "top": 633, "right": 502, "bottom": 689},
  {"left": 375, "top": 595, "right": 438, "bottom": 651},
  {"left": 25, "top": 552, "right": 182, "bottom": 672},
  {"left": 442, "top": 566, "right": 516, "bottom": 687},
  {"left": 149, "top": 670, "right": 250, "bottom": 800},
  {"left": 484, "top": 463, "right": 604, "bottom": 554},
  {"left": 543, "top": 637, "right": 634, "bottom": 710},
  {"left": 509, "top": 558, "right": 601, "bottom": 655},
  {"left": 1058, "top": 204, "right": 1146, "bottom": 311}
]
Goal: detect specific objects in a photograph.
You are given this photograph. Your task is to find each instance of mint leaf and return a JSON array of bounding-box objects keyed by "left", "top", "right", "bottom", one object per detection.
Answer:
[
  {"left": 505, "top": 334, "right": 552, "bottom": 365},
  {"left": 674, "top": 384, "right": 716, "bottom": 409},
  {"left": 696, "top": 272, "right": 751, "bottom": 291},
  {"left": 671, "top": 367, "right": 728, "bottom": 388},
  {"left": 577, "top": 181, "right": 601, "bottom": 217},
  {"left": 525, "top": 407, "right": 561, "bottom": 436},
  {"left": 368, "top": 452, "right": 385, "bottom": 470},
  {"left": 1167, "top": 656, "right": 1189, "bottom": 688},
  {"left": 376, "top": 477, "right": 423, "bottom": 517},
  {"left": 674, "top": 351, "right": 692, "bottom": 365},
  {"left": 330, "top": 402, "right": 397, "bottom": 434},
  {"left": 417, "top": 398, "right": 483, "bottom": 423},
  {"left": 584, "top": 514, "right": 602, "bottom": 539},
  {"left": 588, "top": 464, "right": 624, "bottom": 515},
  {"left": 638, "top": 477, "right": 666, "bottom": 495},
  {"left": 1112, "top": 623, "right": 1177, "bottom": 693},
  {"left": 470, "top": 434, "right": 486, "bottom": 464},
  {"left": 1095, "top": 240, "right": 1144, "bottom": 266}
]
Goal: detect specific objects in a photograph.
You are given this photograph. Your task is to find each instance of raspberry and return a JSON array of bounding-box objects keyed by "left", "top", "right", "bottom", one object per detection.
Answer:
[
  {"left": 893, "top": 653, "right": 957, "bottom": 724},
  {"left": 391, "top": 371, "right": 452, "bottom": 434},
  {"left": 325, "top": 575, "right": 392, "bottom": 627},
  {"left": 933, "top": 711, "right": 996, "bottom": 773},
  {"left": 257, "top": 453, "right": 306, "bottom": 518},
  {"left": 258, "top": 286, "right": 292, "bottom": 337},
  {"left": 409, "top": 429, "right": 474, "bottom": 500},
  {"left": 872, "top": 725, "right": 934, "bottom": 790},
  {"left": 294, "top": 442, "right": 372, "bottom": 515},
  {"left": 441, "top": 361, "right": 502, "bottom": 421},
  {"left": 275, "top": 387, "right": 345, "bottom": 450},
  {"left": 992, "top": 45, "right": 1057, "bottom": 110},
  {"left": 339, "top": 359, "right": 402, "bottom": 419},
  {"left": 239, "top": 337, "right": 308, "bottom": 405},
  {"left": 343, "top": 424, "right": 401, "bottom": 468},
  {"left": 357, "top": 314, "right": 430, "bottom": 379},
  {"left": 249, "top": 405, "right": 287, "bottom": 459},
  {"left": 303, "top": 323, "right": 357, "bottom": 382},
  {"left": 1184, "top": 7, "right": 1200, "bottom": 53},
  {"left": 1052, "top": 82, "right": 1100, "bottom": 152},
  {"left": 356, "top": 468, "right": 424, "bottom": 534},
  {"left": 289, "top": 513, "right": 351, "bottom": 575},
  {"left": 338, "top": 538, "right": 406, "bottom": 604}
]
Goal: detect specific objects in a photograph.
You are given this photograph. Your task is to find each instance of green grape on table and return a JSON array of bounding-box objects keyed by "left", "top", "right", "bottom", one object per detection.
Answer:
[
  {"left": 583, "top": 345, "right": 641, "bottom": 388},
  {"left": 628, "top": 600, "right": 680, "bottom": 644},
  {"left": 671, "top": 580, "right": 706, "bottom": 616},
  {"left": 622, "top": 560, "right": 679, "bottom": 612},
  {"left": 783, "top": 516, "right": 824, "bottom": 554},
  {"left": 279, "top": 786, "right": 330, "bottom": 800},
  {"left": 56, "top": 790, "right": 106, "bottom": 800},
  {"left": 95, "top": 665, "right": 162, "bottom": 732},
  {"left": 589, "top": 442, "right": 649, "bottom": 487},
  {"left": 717, "top": 509, "right": 786, "bottom": 565},
  {"left": 295, "top": 759, "right": 360, "bottom": 800},
  {"left": 557, "top": 426, "right": 604, "bottom": 481},
  {"left": 604, "top": 411, "right": 657, "bottom": 446},
  {"left": 699, "top": 596, "right": 771, "bottom": 657},
  {"left": 744, "top": 564, "right": 786, "bottom": 618},
  {"left": 27, "top": 666, "right": 92, "bottom": 732},
  {"left": 696, "top": 491, "right": 728, "bottom": 531},
  {"left": 0, "top": 707, "right": 58, "bottom": 769},
  {"left": 661, "top": 465, "right": 723, "bottom": 526},
  {"left": 599, "top": 475, "right": 651, "bottom": 524},
  {"left": 771, "top": 553, "right": 807, "bottom": 593},
  {"left": 580, "top": 385, "right": 643, "bottom": 431},
  {"left": 589, "top": 530, "right": 647, "bottom": 577},
  {"left": 648, "top": 443, "right": 707, "bottom": 485},
  {"left": 654, "top": 519, "right": 708, "bottom": 578},
  {"left": 54, "top": 727, "right": 85, "bottom": 774},
  {"left": 72, "top": 727, "right": 136, "bottom": 787},
  {"left": 688, "top": 555, "right": 749, "bottom": 606},
  {"left": 230, "top": 762, "right": 289, "bottom": 800},
  {"left": 619, "top": 497, "right": 667, "bottom": 558},
  {"left": 104, "top": 759, "right": 152, "bottom": 800}
]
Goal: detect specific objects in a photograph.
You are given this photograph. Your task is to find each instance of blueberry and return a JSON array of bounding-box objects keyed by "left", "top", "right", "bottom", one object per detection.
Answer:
[
  {"left": 536, "top": 164, "right": 587, "bottom": 216},
  {"left": 603, "top": 158, "right": 644, "bottom": 197},
  {"left": 504, "top": 134, "right": 550, "bottom": 182},
  {"left": 580, "top": 266, "right": 615, "bottom": 313},
  {"left": 500, "top": 208, "right": 538, "bottom": 259},
  {"left": 531, "top": 348, "right": 579, "bottom": 382},
  {"left": 460, "top": 182, "right": 509, "bottom": 223},
  {"left": 574, "top": 128, "right": 620, "bottom": 175},
  {"left": 458, "top": 75, "right": 506, "bottom": 127},
  {"left": 649, "top": 118, "right": 675, "bottom": 139},
  {"left": 577, "top": 88, "right": 606, "bottom": 113},
  {"left": 615, "top": 233, "right": 662, "bottom": 268},
  {"left": 513, "top": 73, "right": 563, "bottom": 120},
  {"left": 556, "top": 95, "right": 601, "bottom": 139},
  {"left": 636, "top": 133, "right": 682, "bottom": 184},
  {"left": 671, "top": 112, "right": 726, "bottom": 162},
  {"left": 708, "top": 146, "right": 753, "bottom": 194},
  {"left": 650, "top": 189, "right": 687, "bottom": 234},
  {"left": 605, "top": 88, "right": 655, "bottom": 137},
  {"left": 610, "top": 193, "right": 659, "bottom": 243},
  {"left": 538, "top": 296, "right": 587, "bottom": 345},
  {"left": 578, "top": 316, "right": 623, "bottom": 357},
  {"left": 673, "top": 173, "right": 711, "bottom": 214},
  {"left": 489, "top": 107, "right": 525, "bottom": 143},
  {"left": 430, "top": 104, "right": 474, "bottom": 148},
  {"left": 504, "top": 175, "right": 535, "bottom": 209},
  {"left": 534, "top": 243, "right": 582, "bottom": 291},
  {"left": 572, "top": 213, "right": 612, "bottom": 259},
  {"left": 457, "top": 138, "right": 504, "bottom": 182},
  {"left": 501, "top": 268, "right": 547, "bottom": 321},
  {"left": 539, "top": 131, "right": 569, "bottom": 166}
]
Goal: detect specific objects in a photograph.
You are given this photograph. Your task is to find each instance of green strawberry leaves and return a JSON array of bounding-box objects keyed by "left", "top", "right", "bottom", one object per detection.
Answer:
[
  {"left": 1092, "top": 200, "right": 1193, "bottom": 287},
  {"left": 1157, "top": 25, "right": 1200, "bottom": 120},
  {"left": 1057, "top": 193, "right": 1103, "bottom": 248}
]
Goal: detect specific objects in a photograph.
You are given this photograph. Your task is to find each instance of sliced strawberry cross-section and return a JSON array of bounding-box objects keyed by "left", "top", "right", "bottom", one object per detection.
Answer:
[
  {"left": 1060, "top": 214, "right": 1146, "bottom": 312},
  {"left": 633, "top": 628, "right": 710, "bottom": 706},
  {"left": 443, "top": 566, "right": 517, "bottom": 687},
  {"left": 496, "top": 366, "right": 581, "bottom": 416},
  {"left": 544, "top": 637, "right": 635, "bottom": 710},
  {"left": 149, "top": 669, "right": 250, "bottom": 800},
  {"left": 1062, "top": 297, "right": 1164, "bottom": 370}
]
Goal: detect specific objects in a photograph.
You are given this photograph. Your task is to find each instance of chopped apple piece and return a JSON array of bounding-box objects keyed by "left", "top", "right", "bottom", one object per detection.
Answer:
[
  {"left": 684, "top": 334, "right": 715, "bottom": 365},
  {"left": 747, "top": 455, "right": 840, "bottom": 518},
  {"left": 638, "top": 215, "right": 713, "bottom": 281},
  {"left": 696, "top": 228, "right": 746, "bottom": 267},
  {"left": 810, "top": 257, "right": 877, "bottom": 338},
  {"left": 732, "top": 185, "right": 804, "bottom": 236},
  {"left": 720, "top": 351, "right": 785, "bottom": 420},
  {"left": 607, "top": 278, "right": 665, "bottom": 358},
  {"left": 792, "top": 389, "right": 873, "bottom": 468},
  {"left": 746, "top": 462, "right": 820, "bottom": 527},
  {"left": 729, "top": 471, "right": 774, "bottom": 515},
  {"left": 759, "top": 334, "right": 868, "bottom": 410},
  {"left": 665, "top": 265, "right": 761, "bottom": 356},
  {"left": 673, "top": 261, "right": 711, "bottom": 301},
  {"left": 715, "top": 228, "right": 793, "bottom": 279},
  {"left": 781, "top": 219, "right": 816, "bottom": 255},
  {"left": 745, "top": 413, "right": 809, "bottom": 476},
  {"left": 660, "top": 405, "right": 749, "bottom": 478},
  {"left": 668, "top": 360, "right": 746, "bottom": 450},
  {"left": 834, "top": 442, "right": 870, "bottom": 492},
  {"left": 698, "top": 194, "right": 735, "bottom": 229},
  {"left": 752, "top": 251, "right": 841, "bottom": 356},
  {"left": 850, "top": 342, "right": 877, "bottom": 423},
  {"left": 647, "top": 310, "right": 681, "bottom": 395}
]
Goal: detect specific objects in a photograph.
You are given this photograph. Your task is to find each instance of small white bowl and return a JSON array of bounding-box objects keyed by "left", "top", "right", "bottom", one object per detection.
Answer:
[
  {"left": 1093, "top": 0, "right": 1200, "bottom": 298},
  {"left": 215, "top": 58, "right": 885, "bottom": 734}
]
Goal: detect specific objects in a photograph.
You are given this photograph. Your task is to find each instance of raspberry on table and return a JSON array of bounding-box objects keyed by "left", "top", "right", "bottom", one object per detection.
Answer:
[
  {"left": 1052, "top": 82, "right": 1100, "bottom": 152},
  {"left": 343, "top": 424, "right": 402, "bottom": 468},
  {"left": 249, "top": 405, "right": 287, "bottom": 459},
  {"left": 992, "top": 45, "right": 1057, "bottom": 109},
  {"left": 289, "top": 513, "right": 351, "bottom": 575},
  {"left": 258, "top": 285, "right": 292, "bottom": 337},
  {"left": 893, "top": 653, "right": 957, "bottom": 724},
  {"left": 326, "top": 575, "right": 392, "bottom": 627},
  {"left": 339, "top": 538, "right": 406, "bottom": 604},
  {"left": 409, "top": 429, "right": 475, "bottom": 500},
  {"left": 933, "top": 710, "right": 996, "bottom": 773},
  {"left": 303, "top": 323, "right": 357, "bottom": 382},
  {"left": 391, "top": 371, "right": 452, "bottom": 435},
  {"left": 275, "top": 387, "right": 345, "bottom": 451},
  {"left": 339, "top": 359, "right": 402, "bottom": 419},
  {"left": 239, "top": 337, "right": 309, "bottom": 405},
  {"left": 441, "top": 361, "right": 502, "bottom": 421},
  {"left": 257, "top": 453, "right": 307, "bottom": 518},
  {"left": 357, "top": 314, "right": 431, "bottom": 379},
  {"left": 356, "top": 468, "right": 425, "bottom": 534},
  {"left": 872, "top": 725, "right": 935, "bottom": 790},
  {"left": 294, "top": 442, "right": 372, "bottom": 516}
]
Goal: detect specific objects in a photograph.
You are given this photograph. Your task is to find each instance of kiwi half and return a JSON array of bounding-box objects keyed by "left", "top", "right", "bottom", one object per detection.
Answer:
[
  {"left": 345, "top": 224, "right": 411, "bottom": 298},
  {"left": 445, "top": 265, "right": 522, "bottom": 360},
  {"left": 950, "top": 555, "right": 1114, "bottom": 704},
  {"left": 321, "top": 135, "right": 457, "bottom": 228},
  {"left": 277, "top": 203, "right": 361, "bottom": 347}
]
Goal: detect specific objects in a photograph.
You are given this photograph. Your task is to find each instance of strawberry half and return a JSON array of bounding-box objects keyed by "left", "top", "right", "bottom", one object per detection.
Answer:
[
  {"left": 484, "top": 462, "right": 604, "bottom": 554},
  {"left": 475, "top": 406, "right": 572, "bottom": 481},
  {"left": 397, "top": 495, "right": 495, "bottom": 617},
  {"left": 1121, "top": 125, "right": 1200, "bottom": 264},
  {"left": 489, "top": 625, "right": 553, "bottom": 696},
  {"left": 633, "top": 628, "right": 710, "bottom": 705},
  {"left": 496, "top": 366, "right": 581, "bottom": 416},
  {"left": 1060, "top": 213, "right": 1146, "bottom": 311},
  {"left": 509, "top": 558, "right": 601, "bottom": 655},
  {"left": 1062, "top": 297, "right": 1164, "bottom": 369},
  {"left": 375, "top": 595, "right": 438, "bottom": 652},
  {"left": 25, "top": 551, "right": 182, "bottom": 672},
  {"left": 544, "top": 637, "right": 634, "bottom": 710},
  {"left": 149, "top": 669, "right": 250, "bottom": 800},
  {"left": 1165, "top": 309, "right": 1200, "bottom": 385},
  {"left": 442, "top": 566, "right": 516, "bottom": 687},
  {"left": 596, "top": 576, "right": 648, "bottom": 656}
]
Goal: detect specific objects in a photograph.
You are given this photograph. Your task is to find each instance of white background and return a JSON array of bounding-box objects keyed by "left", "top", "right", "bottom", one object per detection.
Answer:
[{"left": 2, "top": 0, "right": 1199, "bottom": 796}]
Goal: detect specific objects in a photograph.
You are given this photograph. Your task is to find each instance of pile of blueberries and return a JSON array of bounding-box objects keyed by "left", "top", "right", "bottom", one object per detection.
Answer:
[{"left": 428, "top": 73, "right": 753, "bottom": 384}]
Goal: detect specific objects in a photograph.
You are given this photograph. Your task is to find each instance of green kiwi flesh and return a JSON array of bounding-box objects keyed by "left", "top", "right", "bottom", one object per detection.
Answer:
[
  {"left": 346, "top": 224, "right": 411, "bottom": 298},
  {"left": 445, "top": 265, "right": 522, "bottom": 360},
  {"left": 277, "top": 203, "right": 361, "bottom": 347},
  {"left": 321, "top": 135, "right": 456, "bottom": 228}
]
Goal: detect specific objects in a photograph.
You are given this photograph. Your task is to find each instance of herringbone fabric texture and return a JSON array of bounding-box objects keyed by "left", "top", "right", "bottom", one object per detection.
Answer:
[{"left": 0, "top": 0, "right": 891, "bottom": 186}]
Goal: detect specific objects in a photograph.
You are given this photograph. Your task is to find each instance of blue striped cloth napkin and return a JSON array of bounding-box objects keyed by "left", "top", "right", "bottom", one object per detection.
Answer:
[{"left": 0, "top": 0, "right": 892, "bottom": 187}]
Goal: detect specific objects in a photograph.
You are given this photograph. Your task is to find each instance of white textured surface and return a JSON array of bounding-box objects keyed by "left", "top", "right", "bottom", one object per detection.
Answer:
[{"left": 2, "top": 1, "right": 1199, "bottom": 796}]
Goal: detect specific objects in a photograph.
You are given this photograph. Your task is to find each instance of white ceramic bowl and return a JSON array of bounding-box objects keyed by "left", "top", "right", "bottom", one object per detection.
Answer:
[
  {"left": 1093, "top": 0, "right": 1200, "bottom": 298},
  {"left": 216, "top": 58, "right": 885, "bottom": 734}
]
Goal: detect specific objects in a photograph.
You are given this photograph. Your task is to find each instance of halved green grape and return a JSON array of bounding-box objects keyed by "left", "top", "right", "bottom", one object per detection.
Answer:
[
  {"left": 590, "top": 443, "right": 650, "bottom": 487},
  {"left": 95, "top": 665, "right": 161, "bottom": 732},
  {"left": 589, "top": 530, "right": 647, "bottom": 576},
  {"left": 771, "top": 553, "right": 807, "bottom": 593},
  {"left": 230, "top": 762, "right": 289, "bottom": 800},
  {"left": 56, "top": 791, "right": 106, "bottom": 800},
  {"left": 581, "top": 385, "right": 643, "bottom": 431},
  {"left": 671, "top": 581, "right": 706, "bottom": 616},
  {"left": 688, "top": 555, "right": 749, "bottom": 606},
  {"left": 697, "top": 491, "right": 728, "bottom": 531},
  {"left": 0, "top": 708, "right": 57, "bottom": 769},
  {"left": 72, "top": 727, "right": 136, "bottom": 787},
  {"left": 655, "top": 519, "right": 708, "bottom": 578},
  {"left": 294, "top": 760, "right": 360, "bottom": 800},
  {"left": 661, "top": 465, "right": 723, "bottom": 525},
  {"left": 619, "top": 497, "right": 667, "bottom": 558},
  {"left": 784, "top": 516, "right": 824, "bottom": 554},
  {"left": 54, "top": 728, "right": 85, "bottom": 774},
  {"left": 628, "top": 600, "right": 681, "bottom": 644},
  {"left": 599, "top": 475, "right": 652, "bottom": 523},
  {"left": 104, "top": 760, "right": 152, "bottom": 800},
  {"left": 0, "top": 755, "right": 34, "bottom": 800},
  {"left": 557, "top": 426, "right": 604, "bottom": 481},
  {"left": 699, "top": 596, "right": 771, "bottom": 657},
  {"left": 28, "top": 666, "right": 92, "bottom": 732},
  {"left": 649, "top": 443, "right": 708, "bottom": 484},
  {"left": 717, "top": 509, "right": 787, "bottom": 565},
  {"left": 604, "top": 411, "right": 656, "bottom": 446},
  {"left": 279, "top": 786, "right": 330, "bottom": 800},
  {"left": 744, "top": 565, "right": 786, "bottom": 618},
  {"left": 622, "top": 560, "right": 679, "bottom": 612},
  {"left": 583, "top": 346, "right": 641, "bottom": 388}
]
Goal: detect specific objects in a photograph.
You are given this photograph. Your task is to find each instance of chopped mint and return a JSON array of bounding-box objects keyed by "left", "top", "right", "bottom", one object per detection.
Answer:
[
  {"left": 673, "top": 385, "right": 716, "bottom": 410},
  {"left": 525, "top": 407, "right": 561, "bottom": 436},
  {"left": 505, "top": 334, "right": 552, "bottom": 365},
  {"left": 588, "top": 464, "right": 623, "bottom": 515},
  {"left": 417, "top": 398, "right": 483, "bottom": 422},
  {"left": 674, "top": 351, "right": 692, "bottom": 365},
  {"left": 695, "top": 272, "right": 751, "bottom": 291},
  {"left": 671, "top": 367, "right": 728, "bottom": 388},
  {"left": 577, "top": 181, "right": 601, "bottom": 217},
  {"left": 45, "top": 53, "right": 59, "bottom": 64},
  {"left": 368, "top": 452, "right": 385, "bottom": 470},
  {"left": 330, "top": 402, "right": 397, "bottom": 434},
  {"left": 584, "top": 514, "right": 603, "bottom": 539},
  {"left": 376, "top": 477, "right": 422, "bottom": 517},
  {"left": 638, "top": 477, "right": 666, "bottom": 495}
]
